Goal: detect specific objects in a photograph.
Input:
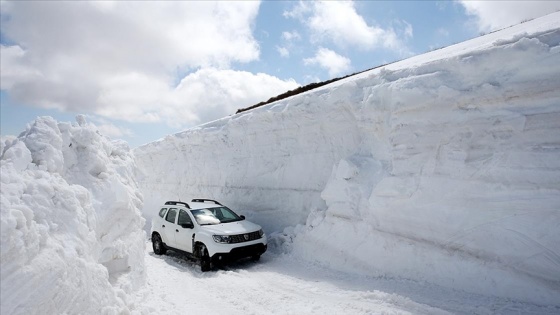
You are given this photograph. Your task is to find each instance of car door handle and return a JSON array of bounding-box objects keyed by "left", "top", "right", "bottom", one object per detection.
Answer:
[
  {"left": 162, "top": 225, "right": 165, "bottom": 228},
  {"left": 176, "top": 229, "right": 179, "bottom": 232}
]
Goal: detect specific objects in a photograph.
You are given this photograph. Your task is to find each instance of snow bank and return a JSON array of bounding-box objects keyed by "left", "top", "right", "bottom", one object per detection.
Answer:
[
  {"left": 1, "top": 116, "right": 145, "bottom": 314},
  {"left": 135, "top": 13, "right": 560, "bottom": 305}
]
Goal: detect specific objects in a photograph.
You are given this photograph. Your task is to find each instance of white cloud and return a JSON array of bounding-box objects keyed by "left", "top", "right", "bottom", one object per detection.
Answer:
[
  {"left": 437, "top": 28, "right": 450, "bottom": 37},
  {"left": 285, "top": 1, "right": 410, "bottom": 53},
  {"left": 94, "top": 122, "right": 134, "bottom": 139},
  {"left": 402, "top": 21, "right": 413, "bottom": 38},
  {"left": 277, "top": 46, "right": 290, "bottom": 58},
  {"left": 0, "top": 45, "right": 42, "bottom": 90},
  {"left": 304, "top": 48, "right": 351, "bottom": 77},
  {"left": 277, "top": 30, "right": 301, "bottom": 58},
  {"left": 458, "top": 1, "right": 560, "bottom": 32},
  {"left": 283, "top": 2, "right": 311, "bottom": 19},
  {"left": 0, "top": 1, "right": 284, "bottom": 127},
  {"left": 167, "top": 68, "right": 298, "bottom": 127},
  {"left": 282, "top": 31, "right": 301, "bottom": 41},
  {"left": 70, "top": 67, "right": 298, "bottom": 129},
  {"left": 304, "top": 75, "right": 321, "bottom": 84}
]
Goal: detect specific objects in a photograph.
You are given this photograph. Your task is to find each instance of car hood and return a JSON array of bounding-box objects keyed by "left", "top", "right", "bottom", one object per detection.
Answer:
[{"left": 201, "top": 220, "right": 262, "bottom": 235}]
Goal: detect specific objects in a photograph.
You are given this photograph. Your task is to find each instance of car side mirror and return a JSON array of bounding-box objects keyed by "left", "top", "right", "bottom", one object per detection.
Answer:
[
  {"left": 240, "top": 215, "right": 245, "bottom": 220},
  {"left": 181, "top": 223, "right": 194, "bottom": 229}
]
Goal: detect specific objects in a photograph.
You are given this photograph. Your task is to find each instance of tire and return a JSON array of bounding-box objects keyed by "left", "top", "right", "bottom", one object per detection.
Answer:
[
  {"left": 251, "top": 255, "right": 261, "bottom": 262},
  {"left": 152, "top": 233, "right": 167, "bottom": 255},
  {"left": 198, "top": 244, "right": 212, "bottom": 272}
]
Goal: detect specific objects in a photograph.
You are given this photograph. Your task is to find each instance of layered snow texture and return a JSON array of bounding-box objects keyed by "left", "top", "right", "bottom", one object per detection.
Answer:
[
  {"left": 135, "top": 13, "right": 560, "bottom": 305},
  {"left": 1, "top": 116, "right": 145, "bottom": 314}
]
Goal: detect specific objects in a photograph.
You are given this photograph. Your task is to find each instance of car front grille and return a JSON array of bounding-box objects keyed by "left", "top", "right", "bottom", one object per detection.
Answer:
[{"left": 229, "top": 231, "right": 261, "bottom": 243}]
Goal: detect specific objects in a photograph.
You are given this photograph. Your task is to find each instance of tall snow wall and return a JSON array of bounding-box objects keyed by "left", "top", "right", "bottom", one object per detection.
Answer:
[
  {"left": 1, "top": 116, "right": 145, "bottom": 314},
  {"left": 135, "top": 13, "right": 560, "bottom": 305}
]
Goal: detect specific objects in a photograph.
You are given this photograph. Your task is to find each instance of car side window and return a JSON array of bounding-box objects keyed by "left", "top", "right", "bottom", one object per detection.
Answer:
[
  {"left": 178, "top": 210, "right": 193, "bottom": 226},
  {"left": 166, "top": 208, "right": 178, "bottom": 223},
  {"left": 159, "top": 208, "right": 167, "bottom": 218}
]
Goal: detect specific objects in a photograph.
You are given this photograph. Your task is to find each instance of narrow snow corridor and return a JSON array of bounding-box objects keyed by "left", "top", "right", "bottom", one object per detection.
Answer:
[
  {"left": 135, "top": 12, "right": 560, "bottom": 305},
  {"left": 132, "top": 243, "right": 559, "bottom": 315}
]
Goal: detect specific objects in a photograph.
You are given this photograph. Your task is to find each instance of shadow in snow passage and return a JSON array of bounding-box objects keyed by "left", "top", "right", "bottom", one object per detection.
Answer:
[{"left": 260, "top": 255, "right": 560, "bottom": 315}]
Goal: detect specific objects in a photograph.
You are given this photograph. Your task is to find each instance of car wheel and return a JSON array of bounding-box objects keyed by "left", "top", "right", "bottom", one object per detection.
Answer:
[
  {"left": 251, "top": 255, "right": 261, "bottom": 262},
  {"left": 199, "top": 244, "right": 212, "bottom": 272},
  {"left": 152, "top": 233, "right": 166, "bottom": 255}
]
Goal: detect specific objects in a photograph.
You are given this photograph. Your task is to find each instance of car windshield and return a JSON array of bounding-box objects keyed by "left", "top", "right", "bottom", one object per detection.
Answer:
[{"left": 190, "top": 207, "right": 242, "bottom": 226}]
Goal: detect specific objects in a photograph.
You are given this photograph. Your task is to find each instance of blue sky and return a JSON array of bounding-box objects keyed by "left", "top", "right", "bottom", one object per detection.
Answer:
[{"left": 1, "top": 1, "right": 559, "bottom": 148}]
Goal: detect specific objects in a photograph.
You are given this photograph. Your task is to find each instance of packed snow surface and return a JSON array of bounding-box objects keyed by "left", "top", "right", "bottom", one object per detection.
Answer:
[
  {"left": 1, "top": 116, "right": 145, "bottom": 314},
  {"left": 132, "top": 243, "right": 559, "bottom": 314},
  {"left": 136, "top": 12, "right": 560, "bottom": 305}
]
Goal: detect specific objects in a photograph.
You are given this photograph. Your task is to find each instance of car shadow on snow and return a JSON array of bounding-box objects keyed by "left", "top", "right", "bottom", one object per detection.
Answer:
[{"left": 148, "top": 247, "right": 267, "bottom": 277}]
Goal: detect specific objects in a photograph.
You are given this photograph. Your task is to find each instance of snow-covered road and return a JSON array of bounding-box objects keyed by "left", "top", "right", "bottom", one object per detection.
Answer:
[{"left": 132, "top": 243, "right": 559, "bottom": 315}]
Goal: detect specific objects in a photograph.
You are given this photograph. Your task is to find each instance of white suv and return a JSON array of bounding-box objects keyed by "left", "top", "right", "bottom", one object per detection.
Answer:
[{"left": 151, "top": 199, "right": 267, "bottom": 271}]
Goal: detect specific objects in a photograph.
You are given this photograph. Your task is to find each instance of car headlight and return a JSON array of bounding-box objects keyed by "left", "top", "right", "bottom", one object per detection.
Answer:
[
  {"left": 258, "top": 229, "right": 264, "bottom": 237},
  {"left": 213, "top": 235, "right": 231, "bottom": 243}
]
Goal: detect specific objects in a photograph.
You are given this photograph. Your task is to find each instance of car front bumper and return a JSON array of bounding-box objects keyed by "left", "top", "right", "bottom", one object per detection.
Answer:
[{"left": 211, "top": 243, "right": 267, "bottom": 263}]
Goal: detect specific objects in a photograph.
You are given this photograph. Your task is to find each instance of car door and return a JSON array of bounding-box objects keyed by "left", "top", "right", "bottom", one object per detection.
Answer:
[
  {"left": 154, "top": 207, "right": 167, "bottom": 233},
  {"left": 162, "top": 207, "right": 179, "bottom": 248},
  {"left": 175, "top": 209, "right": 195, "bottom": 253}
]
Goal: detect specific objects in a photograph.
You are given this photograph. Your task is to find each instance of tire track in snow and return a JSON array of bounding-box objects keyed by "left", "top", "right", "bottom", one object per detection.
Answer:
[{"left": 130, "top": 243, "right": 560, "bottom": 314}]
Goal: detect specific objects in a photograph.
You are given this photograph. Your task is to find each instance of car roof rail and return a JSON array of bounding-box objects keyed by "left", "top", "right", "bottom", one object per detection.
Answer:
[
  {"left": 191, "top": 198, "right": 222, "bottom": 206},
  {"left": 164, "top": 201, "right": 190, "bottom": 208}
]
